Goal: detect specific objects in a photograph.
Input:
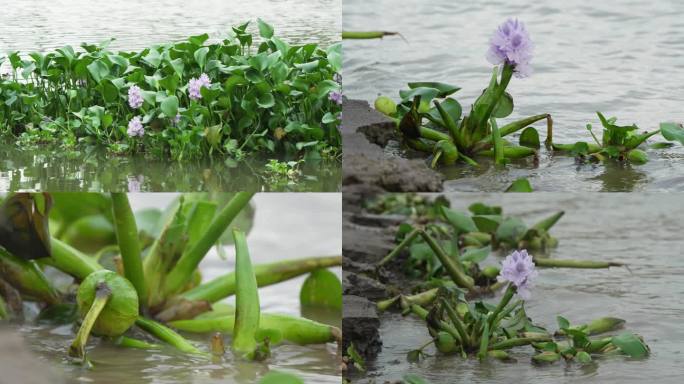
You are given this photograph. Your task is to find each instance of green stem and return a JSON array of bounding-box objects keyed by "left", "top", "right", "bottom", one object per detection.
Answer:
[
  {"left": 342, "top": 31, "right": 400, "bottom": 39},
  {"left": 534, "top": 258, "right": 623, "bottom": 269},
  {"left": 377, "top": 228, "right": 421, "bottom": 268},
  {"left": 111, "top": 193, "right": 147, "bottom": 306},
  {"left": 231, "top": 229, "right": 261, "bottom": 360},
  {"left": 135, "top": 317, "right": 202, "bottom": 354},
  {"left": 478, "top": 320, "right": 490, "bottom": 360},
  {"left": 163, "top": 192, "right": 255, "bottom": 296},
  {"left": 532, "top": 211, "right": 565, "bottom": 232},
  {"left": 112, "top": 335, "right": 160, "bottom": 350},
  {"left": 491, "top": 117, "right": 505, "bottom": 165},
  {"left": 68, "top": 282, "right": 112, "bottom": 361},
  {"left": 479, "top": 64, "right": 513, "bottom": 129},
  {"left": 42, "top": 239, "right": 103, "bottom": 280},
  {"left": 489, "top": 336, "right": 551, "bottom": 350},
  {"left": 488, "top": 284, "right": 515, "bottom": 330},
  {"left": 441, "top": 298, "right": 471, "bottom": 348},
  {"left": 419, "top": 230, "right": 474, "bottom": 290},
  {"left": 180, "top": 255, "right": 341, "bottom": 303}
]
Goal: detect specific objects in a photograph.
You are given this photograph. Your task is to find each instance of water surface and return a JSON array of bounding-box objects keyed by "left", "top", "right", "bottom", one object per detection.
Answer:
[
  {"left": 343, "top": 0, "right": 684, "bottom": 191},
  {"left": 352, "top": 193, "right": 684, "bottom": 383}
]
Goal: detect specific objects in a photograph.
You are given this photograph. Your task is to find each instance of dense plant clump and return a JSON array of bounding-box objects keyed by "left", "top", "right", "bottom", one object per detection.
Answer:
[
  {"left": 0, "top": 193, "right": 342, "bottom": 367},
  {"left": 0, "top": 20, "right": 342, "bottom": 161}
]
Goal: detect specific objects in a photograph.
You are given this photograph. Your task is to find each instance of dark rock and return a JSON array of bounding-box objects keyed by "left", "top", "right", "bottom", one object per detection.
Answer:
[
  {"left": 343, "top": 220, "right": 397, "bottom": 265},
  {"left": 342, "top": 295, "right": 382, "bottom": 360},
  {"left": 343, "top": 271, "right": 387, "bottom": 300},
  {"left": 342, "top": 99, "right": 443, "bottom": 192}
]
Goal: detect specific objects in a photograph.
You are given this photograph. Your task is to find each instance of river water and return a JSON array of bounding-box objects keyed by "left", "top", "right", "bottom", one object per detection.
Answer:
[
  {"left": 0, "top": 0, "right": 341, "bottom": 192},
  {"left": 353, "top": 193, "right": 684, "bottom": 383},
  {"left": 343, "top": 0, "right": 684, "bottom": 191},
  {"left": 7, "top": 193, "right": 342, "bottom": 383}
]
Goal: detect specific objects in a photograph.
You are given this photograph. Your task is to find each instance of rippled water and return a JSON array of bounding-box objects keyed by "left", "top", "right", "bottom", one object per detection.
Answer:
[
  {"left": 0, "top": 0, "right": 341, "bottom": 192},
  {"left": 6, "top": 194, "right": 342, "bottom": 383},
  {"left": 343, "top": 0, "right": 684, "bottom": 191},
  {"left": 0, "top": 0, "right": 340, "bottom": 51},
  {"left": 352, "top": 193, "right": 684, "bottom": 383}
]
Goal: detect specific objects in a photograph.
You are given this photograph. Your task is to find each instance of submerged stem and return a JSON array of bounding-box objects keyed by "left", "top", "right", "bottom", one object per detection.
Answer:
[
  {"left": 68, "top": 282, "right": 112, "bottom": 362},
  {"left": 135, "top": 317, "right": 202, "bottom": 354}
]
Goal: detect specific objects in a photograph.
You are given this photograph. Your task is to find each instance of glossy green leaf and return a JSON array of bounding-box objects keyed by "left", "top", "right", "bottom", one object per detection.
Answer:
[
  {"left": 441, "top": 206, "right": 478, "bottom": 233},
  {"left": 160, "top": 95, "right": 179, "bottom": 118},
  {"left": 519, "top": 127, "right": 540, "bottom": 148},
  {"left": 611, "top": 332, "right": 649, "bottom": 358}
]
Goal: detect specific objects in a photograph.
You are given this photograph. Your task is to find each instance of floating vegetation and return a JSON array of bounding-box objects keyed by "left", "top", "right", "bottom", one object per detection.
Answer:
[
  {"left": 0, "top": 192, "right": 341, "bottom": 369},
  {"left": 373, "top": 18, "right": 684, "bottom": 170},
  {"left": 401, "top": 251, "right": 648, "bottom": 365},
  {"left": 372, "top": 195, "right": 622, "bottom": 293},
  {"left": 0, "top": 20, "right": 342, "bottom": 162},
  {"left": 552, "top": 112, "right": 684, "bottom": 164}
]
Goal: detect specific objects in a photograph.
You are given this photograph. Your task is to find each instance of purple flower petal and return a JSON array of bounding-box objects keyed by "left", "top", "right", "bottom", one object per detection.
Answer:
[{"left": 487, "top": 18, "right": 534, "bottom": 78}]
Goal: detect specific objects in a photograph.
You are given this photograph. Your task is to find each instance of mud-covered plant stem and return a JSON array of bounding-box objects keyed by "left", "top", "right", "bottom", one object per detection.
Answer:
[
  {"left": 231, "top": 229, "right": 262, "bottom": 360},
  {"left": 163, "top": 192, "right": 255, "bottom": 296},
  {"left": 68, "top": 282, "right": 112, "bottom": 362},
  {"left": 111, "top": 193, "right": 147, "bottom": 306}
]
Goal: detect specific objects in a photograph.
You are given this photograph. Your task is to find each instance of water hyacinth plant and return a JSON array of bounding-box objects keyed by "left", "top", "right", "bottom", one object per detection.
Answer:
[
  {"left": 0, "top": 20, "right": 342, "bottom": 161},
  {"left": 0, "top": 192, "right": 341, "bottom": 366},
  {"left": 552, "top": 112, "right": 684, "bottom": 164},
  {"left": 403, "top": 251, "right": 649, "bottom": 364},
  {"left": 375, "top": 197, "right": 622, "bottom": 295},
  {"left": 374, "top": 18, "right": 552, "bottom": 168}
]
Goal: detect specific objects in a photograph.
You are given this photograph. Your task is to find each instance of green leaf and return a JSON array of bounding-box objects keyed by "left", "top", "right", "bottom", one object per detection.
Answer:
[
  {"left": 160, "top": 95, "right": 179, "bottom": 118},
  {"left": 611, "top": 332, "right": 649, "bottom": 358},
  {"left": 326, "top": 43, "right": 342, "bottom": 72},
  {"left": 660, "top": 122, "right": 684, "bottom": 145},
  {"left": 256, "top": 93, "right": 275, "bottom": 108},
  {"left": 556, "top": 316, "right": 570, "bottom": 330},
  {"left": 506, "top": 178, "right": 533, "bottom": 192},
  {"left": 440, "top": 206, "right": 478, "bottom": 233},
  {"left": 142, "top": 49, "right": 162, "bottom": 68},
  {"left": 257, "top": 19, "right": 275, "bottom": 39},
  {"left": 492, "top": 92, "right": 514, "bottom": 118},
  {"left": 407, "top": 82, "right": 460, "bottom": 97},
  {"left": 472, "top": 215, "right": 502, "bottom": 233},
  {"left": 519, "top": 127, "right": 540, "bottom": 148},
  {"left": 460, "top": 245, "right": 491, "bottom": 263},
  {"left": 299, "top": 269, "right": 342, "bottom": 311},
  {"left": 100, "top": 79, "right": 119, "bottom": 103},
  {"left": 495, "top": 217, "right": 527, "bottom": 244},
  {"left": 403, "top": 374, "right": 433, "bottom": 384},
  {"left": 428, "top": 98, "right": 462, "bottom": 126},
  {"left": 194, "top": 47, "right": 209, "bottom": 70},
  {"left": 86, "top": 61, "right": 109, "bottom": 83},
  {"left": 399, "top": 87, "right": 440, "bottom": 104},
  {"left": 576, "top": 351, "right": 592, "bottom": 364},
  {"left": 258, "top": 371, "right": 304, "bottom": 384}
]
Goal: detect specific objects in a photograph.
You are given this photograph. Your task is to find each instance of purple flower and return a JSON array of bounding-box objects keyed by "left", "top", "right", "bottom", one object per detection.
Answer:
[
  {"left": 188, "top": 73, "right": 212, "bottom": 101},
  {"left": 127, "top": 175, "right": 144, "bottom": 192},
  {"left": 173, "top": 113, "right": 181, "bottom": 125},
  {"left": 127, "top": 116, "right": 145, "bottom": 137},
  {"left": 329, "top": 90, "right": 343, "bottom": 105},
  {"left": 486, "top": 18, "right": 533, "bottom": 78},
  {"left": 128, "top": 85, "right": 144, "bottom": 109},
  {"left": 497, "top": 249, "right": 538, "bottom": 299}
]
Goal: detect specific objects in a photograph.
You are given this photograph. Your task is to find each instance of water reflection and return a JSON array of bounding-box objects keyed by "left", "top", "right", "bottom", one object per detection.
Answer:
[{"left": 0, "top": 145, "right": 341, "bottom": 192}]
